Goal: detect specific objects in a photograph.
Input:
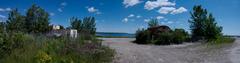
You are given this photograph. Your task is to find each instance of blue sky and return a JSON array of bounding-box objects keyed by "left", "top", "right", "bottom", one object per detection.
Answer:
[{"left": 0, "top": 0, "right": 239, "bottom": 35}]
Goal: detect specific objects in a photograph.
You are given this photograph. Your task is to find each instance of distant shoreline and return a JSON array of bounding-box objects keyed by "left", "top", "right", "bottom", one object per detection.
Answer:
[{"left": 96, "top": 32, "right": 135, "bottom": 38}]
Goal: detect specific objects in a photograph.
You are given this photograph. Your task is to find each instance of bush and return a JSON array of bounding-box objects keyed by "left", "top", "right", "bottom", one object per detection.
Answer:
[
  {"left": 134, "top": 29, "right": 151, "bottom": 44},
  {"left": 135, "top": 28, "right": 190, "bottom": 45},
  {"left": 0, "top": 33, "right": 114, "bottom": 63},
  {"left": 208, "top": 37, "right": 235, "bottom": 45},
  {"left": 172, "top": 29, "right": 190, "bottom": 44},
  {"left": 154, "top": 32, "right": 173, "bottom": 45},
  {"left": 0, "top": 32, "right": 33, "bottom": 59}
]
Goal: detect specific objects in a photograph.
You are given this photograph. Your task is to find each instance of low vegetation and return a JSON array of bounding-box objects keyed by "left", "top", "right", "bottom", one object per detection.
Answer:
[
  {"left": 0, "top": 4, "right": 114, "bottom": 63},
  {"left": 135, "top": 5, "right": 235, "bottom": 45}
]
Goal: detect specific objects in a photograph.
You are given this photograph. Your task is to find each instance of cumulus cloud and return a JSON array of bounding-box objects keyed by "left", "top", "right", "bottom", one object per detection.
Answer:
[
  {"left": 156, "top": 16, "right": 164, "bottom": 20},
  {"left": 136, "top": 15, "right": 141, "bottom": 18},
  {"left": 171, "top": 7, "right": 187, "bottom": 14},
  {"left": 50, "top": 12, "right": 55, "bottom": 16},
  {"left": 144, "top": 19, "right": 150, "bottom": 22},
  {"left": 158, "top": 7, "right": 176, "bottom": 14},
  {"left": 167, "top": 21, "right": 173, "bottom": 24},
  {"left": 144, "top": 0, "right": 175, "bottom": 10},
  {"left": 0, "top": 15, "right": 6, "bottom": 18},
  {"left": 123, "top": 0, "right": 141, "bottom": 8},
  {"left": 122, "top": 18, "right": 129, "bottom": 23},
  {"left": 0, "top": 8, "right": 12, "bottom": 12},
  {"left": 61, "top": 2, "right": 67, "bottom": 6},
  {"left": 58, "top": 2, "right": 67, "bottom": 12},
  {"left": 87, "top": 6, "right": 102, "bottom": 14},
  {"left": 158, "top": 7, "right": 187, "bottom": 14},
  {"left": 128, "top": 14, "right": 135, "bottom": 17}
]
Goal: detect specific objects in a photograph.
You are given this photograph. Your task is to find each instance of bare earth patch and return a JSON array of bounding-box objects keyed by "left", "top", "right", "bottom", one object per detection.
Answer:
[{"left": 101, "top": 38, "right": 240, "bottom": 63}]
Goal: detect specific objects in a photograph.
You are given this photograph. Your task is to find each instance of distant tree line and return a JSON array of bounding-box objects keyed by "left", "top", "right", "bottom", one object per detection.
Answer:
[
  {"left": 135, "top": 5, "right": 231, "bottom": 45},
  {"left": 135, "top": 19, "right": 190, "bottom": 45},
  {"left": 0, "top": 4, "right": 96, "bottom": 36},
  {"left": 69, "top": 17, "right": 96, "bottom": 35},
  {"left": 0, "top": 4, "right": 50, "bottom": 33}
]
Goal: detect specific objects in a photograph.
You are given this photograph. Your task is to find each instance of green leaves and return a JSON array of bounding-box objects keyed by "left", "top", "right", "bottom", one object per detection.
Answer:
[
  {"left": 26, "top": 4, "right": 50, "bottom": 33},
  {"left": 70, "top": 17, "right": 96, "bottom": 35},
  {"left": 148, "top": 19, "right": 159, "bottom": 27},
  {"left": 189, "top": 5, "right": 222, "bottom": 41},
  {"left": 6, "top": 9, "right": 26, "bottom": 32}
]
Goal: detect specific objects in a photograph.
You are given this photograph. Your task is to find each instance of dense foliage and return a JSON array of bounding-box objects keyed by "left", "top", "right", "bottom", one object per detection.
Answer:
[
  {"left": 135, "top": 5, "right": 234, "bottom": 45},
  {"left": 189, "top": 5, "right": 222, "bottom": 41},
  {"left": 70, "top": 17, "right": 96, "bottom": 35},
  {"left": 134, "top": 26, "right": 189, "bottom": 45},
  {"left": 0, "top": 33, "right": 114, "bottom": 63},
  {"left": 0, "top": 4, "right": 114, "bottom": 63},
  {"left": 148, "top": 19, "right": 159, "bottom": 27},
  {"left": 25, "top": 4, "right": 50, "bottom": 33}
]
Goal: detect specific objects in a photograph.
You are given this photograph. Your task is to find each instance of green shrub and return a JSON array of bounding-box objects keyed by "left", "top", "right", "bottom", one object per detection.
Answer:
[
  {"left": 208, "top": 37, "right": 235, "bottom": 45},
  {"left": 172, "top": 29, "right": 190, "bottom": 44},
  {"left": 134, "top": 29, "right": 151, "bottom": 44},
  {"left": 134, "top": 28, "right": 190, "bottom": 45},
  {"left": 0, "top": 33, "right": 114, "bottom": 63},
  {"left": 154, "top": 32, "right": 173, "bottom": 45}
]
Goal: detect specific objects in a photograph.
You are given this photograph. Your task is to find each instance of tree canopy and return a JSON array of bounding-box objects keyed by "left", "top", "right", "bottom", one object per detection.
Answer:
[{"left": 189, "top": 5, "right": 222, "bottom": 41}]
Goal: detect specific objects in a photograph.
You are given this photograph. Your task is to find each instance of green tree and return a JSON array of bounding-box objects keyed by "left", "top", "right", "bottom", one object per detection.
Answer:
[
  {"left": 189, "top": 5, "right": 222, "bottom": 41},
  {"left": 6, "top": 9, "right": 26, "bottom": 32},
  {"left": 205, "top": 14, "right": 222, "bottom": 40},
  {"left": 82, "top": 17, "right": 96, "bottom": 35},
  {"left": 70, "top": 17, "right": 82, "bottom": 32},
  {"left": 0, "top": 22, "right": 5, "bottom": 33},
  {"left": 148, "top": 19, "right": 159, "bottom": 27},
  {"left": 26, "top": 4, "right": 50, "bottom": 33},
  {"left": 189, "top": 5, "right": 208, "bottom": 40}
]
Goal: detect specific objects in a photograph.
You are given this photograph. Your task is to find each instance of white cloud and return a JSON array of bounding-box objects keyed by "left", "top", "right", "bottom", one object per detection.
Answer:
[
  {"left": 61, "top": 2, "right": 67, "bottom": 6},
  {"left": 0, "top": 15, "right": 6, "bottom": 18},
  {"left": 50, "top": 13, "right": 55, "bottom": 16},
  {"left": 123, "top": 0, "right": 141, "bottom": 8},
  {"left": 144, "top": 19, "right": 150, "bottom": 22},
  {"left": 144, "top": 0, "right": 175, "bottom": 10},
  {"left": 167, "top": 21, "right": 173, "bottom": 24},
  {"left": 122, "top": 18, "right": 129, "bottom": 23},
  {"left": 128, "top": 14, "right": 135, "bottom": 18},
  {"left": 0, "top": 8, "right": 12, "bottom": 12},
  {"left": 86, "top": 7, "right": 102, "bottom": 14},
  {"left": 156, "top": 16, "right": 164, "bottom": 20},
  {"left": 58, "top": 8, "right": 63, "bottom": 12},
  {"left": 58, "top": 2, "right": 67, "bottom": 12},
  {"left": 136, "top": 15, "right": 141, "bottom": 18},
  {"left": 158, "top": 7, "right": 176, "bottom": 14},
  {"left": 171, "top": 7, "right": 187, "bottom": 14},
  {"left": 87, "top": 7, "right": 98, "bottom": 13},
  {"left": 158, "top": 7, "right": 187, "bottom": 14}
]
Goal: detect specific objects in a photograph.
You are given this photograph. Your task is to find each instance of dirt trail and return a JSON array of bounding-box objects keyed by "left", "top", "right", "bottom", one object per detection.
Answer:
[{"left": 101, "top": 38, "right": 240, "bottom": 63}]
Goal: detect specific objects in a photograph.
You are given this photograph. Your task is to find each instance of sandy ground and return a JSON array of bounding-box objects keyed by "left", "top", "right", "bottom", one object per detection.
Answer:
[{"left": 101, "top": 38, "right": 240, "bottom": 63}]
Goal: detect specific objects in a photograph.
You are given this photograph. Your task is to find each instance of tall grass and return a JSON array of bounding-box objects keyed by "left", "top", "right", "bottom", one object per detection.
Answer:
[{"left": 0, "top": 32, "right": 114, "bottom": 63}]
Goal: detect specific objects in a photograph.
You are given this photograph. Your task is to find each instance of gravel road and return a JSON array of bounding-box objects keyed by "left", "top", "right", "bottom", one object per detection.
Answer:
[{"left": 101, "top": 38, "right": 240, "bottom": 63}]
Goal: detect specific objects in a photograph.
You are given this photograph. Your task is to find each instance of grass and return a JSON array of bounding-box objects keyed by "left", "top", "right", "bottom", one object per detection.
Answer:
[
  {"left": 207, "top": 37, "right": 235, "bottom": 45},
  {"left": 0, "top": 33, "right": 115, "bottom": 63}
]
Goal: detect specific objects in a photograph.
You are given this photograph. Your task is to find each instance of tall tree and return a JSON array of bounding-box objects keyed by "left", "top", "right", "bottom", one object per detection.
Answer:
[
  {"left": 189, "top": 5, "right": 208, "bottom": 40},
  {"left": 0, "top": 22, "right": 5, "bottom": 33},
  {"left": 82, "top": 17, "right": 96, "bottom": 35},
  {"left": 26, "top": 4, "right": 50, "bottom": 33},
  {"left": 189, "top": 5, "right": 222, "bottom": 41},
  {"left": 148, "top": 19, "right": 159, "bottom": 27},
  {"left": 205, "top": 14, "right": 222, "bottom": 40},
  {"left": 70, "top": 17, "right": 82, "bottom": 32},
  {"left": 6, "top": 9, "right": 26, "bottom": 32}
]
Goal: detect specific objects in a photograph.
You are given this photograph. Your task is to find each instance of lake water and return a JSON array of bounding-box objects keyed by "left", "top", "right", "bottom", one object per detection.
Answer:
[{"left": 96, "top": 32, "right": 135, "bottom": 38}]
